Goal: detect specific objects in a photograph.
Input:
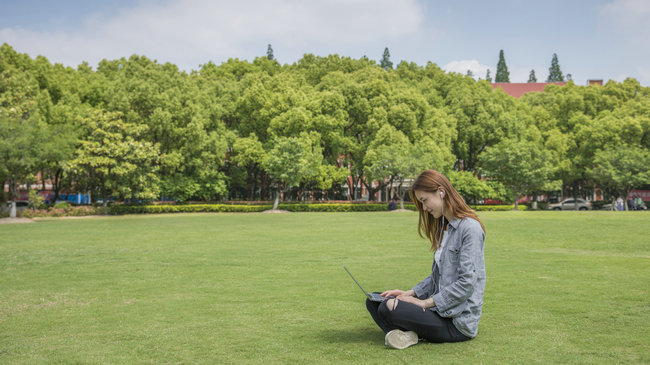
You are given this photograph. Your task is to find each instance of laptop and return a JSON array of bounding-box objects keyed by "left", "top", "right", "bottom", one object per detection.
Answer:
[{"left": 342, "top": 264, "right": 388, "bottom": 302}]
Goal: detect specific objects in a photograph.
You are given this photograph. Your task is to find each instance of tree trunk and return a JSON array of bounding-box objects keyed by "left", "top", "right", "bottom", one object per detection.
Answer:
[
  {"left": 397, "top": 179, "right": 405, "bottom": 209},
  {"left": 52, "top": 169, "right": 62, "bottom": 203},
  {"left": 26, "top": 182, "right": 31, "bottom": 207},
  {"left": 273, "top": 188, "right": 280, "bottom": 210},
  {"left": 9, "top": 178, "right": 17, "bottom": 218},
  {"left": 101, "top": 182, "right": 108, "bottom": 208},
  {"left": 250, "top": 171, "right": 256, "bottom": 201},
  {"left": 513, "top": 187, "right": 519, "bottom": 210},
  {"left": 9, "top": 201, "right": 16, "bottom": 218},
  {"left": 262, "top": 173, "right": 270, "bottom": 200},
  {"left": 347, "top": 175, "right": 356, "bottom": 201},
  {"left": 362, "top": 179, "right": 377, "bottom": 202}
]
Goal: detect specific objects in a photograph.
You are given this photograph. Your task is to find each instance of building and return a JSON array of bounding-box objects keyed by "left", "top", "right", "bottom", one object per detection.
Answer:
[{"left": 491, "top": 80, "right": 603, "bottom": 98}]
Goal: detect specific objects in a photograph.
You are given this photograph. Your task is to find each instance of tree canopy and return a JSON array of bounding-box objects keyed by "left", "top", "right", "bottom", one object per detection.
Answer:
[{"left": 1, "top": 43, "right": 648, "bottom": 210}]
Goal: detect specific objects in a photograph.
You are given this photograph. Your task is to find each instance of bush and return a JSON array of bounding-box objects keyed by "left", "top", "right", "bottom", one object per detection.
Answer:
[
  {"left": 108, "top": 204, "right": 272, "bottom": 215},
  {"left": 591, "top": 201, "right": 610, "bottom": 210},
  {"left": 28, "top": 191, "right": 45, "bottom": 210},
  {"left": 470, "top": 204, "right": 528, "bottom": 211},
  {"left": 53, "top": 201, "right": 71, "bottom": 209},
  {"left": 103, "top": 202, "right": 533, "bottom": 215},
  {"left": 108, "top": 202, "right": 416, "bottom": 214},
  {"left": 277, "top": 203, "right": 395, "bottom": 212},
  {"left": 20, "top": 205, "right": 107, "bottom": 218}
]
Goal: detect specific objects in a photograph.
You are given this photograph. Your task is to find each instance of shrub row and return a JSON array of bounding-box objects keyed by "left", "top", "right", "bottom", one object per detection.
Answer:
[
  {"left": 108, "top": 204, "right": 272, "bottom": 215},
  {"left": 12, "top": 202, "right": 527, "bottom": 217},
  {"left": 20, "top": 205, "right": 109, "bottom": 218},
  {"left": 277, "top": 203, "right": 403, "bottom": 212},
  {"left": 470, "top": 204, "right": 528, "bottom": 211}
]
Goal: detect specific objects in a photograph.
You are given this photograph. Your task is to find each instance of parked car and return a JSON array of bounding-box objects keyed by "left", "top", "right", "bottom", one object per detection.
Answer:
[{"left": 546, "top": 198, "right": 592, "bottom": 211}]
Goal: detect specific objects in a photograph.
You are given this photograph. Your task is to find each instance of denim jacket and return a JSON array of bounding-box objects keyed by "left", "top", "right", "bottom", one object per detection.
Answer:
[{"left": 411, "top": 217, "right": 486, "bottom": 338}]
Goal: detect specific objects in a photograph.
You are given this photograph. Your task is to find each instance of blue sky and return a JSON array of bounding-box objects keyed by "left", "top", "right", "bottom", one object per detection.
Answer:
[{"left": 1, "top": 0, "right": 649, "bottom": 85}]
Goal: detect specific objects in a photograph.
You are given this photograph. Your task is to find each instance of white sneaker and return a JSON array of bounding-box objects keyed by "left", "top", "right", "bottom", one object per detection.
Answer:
[{"left": 385, "top": 330, "right": 419, "bottom": 349}]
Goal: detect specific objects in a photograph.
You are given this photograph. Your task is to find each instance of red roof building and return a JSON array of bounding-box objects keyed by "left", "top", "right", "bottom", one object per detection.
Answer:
[
  {"left": 492, "top": 80, "right": 603, "bottom": 98},
  {"left": 491, "top": 82, "right": 566, "bottom": 98}
]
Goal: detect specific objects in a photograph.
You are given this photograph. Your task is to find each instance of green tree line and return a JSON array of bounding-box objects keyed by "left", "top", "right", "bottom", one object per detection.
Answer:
[{"left": 1, "top": 43, "right": 649, "bottom": 216}]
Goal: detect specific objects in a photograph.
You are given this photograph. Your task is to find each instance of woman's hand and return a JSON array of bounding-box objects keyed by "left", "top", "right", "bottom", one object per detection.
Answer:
[
  {"left": 396, "top": 294, "right": 434, "bottom": 311},
  {"left": 381, "top": 289, "right": 415, "bottom": 298}
]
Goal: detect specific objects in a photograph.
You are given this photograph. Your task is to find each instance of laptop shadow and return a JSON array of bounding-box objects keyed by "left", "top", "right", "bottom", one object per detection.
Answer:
[{"left": 319, "top": 327, "right": 384, "bottom": 344}]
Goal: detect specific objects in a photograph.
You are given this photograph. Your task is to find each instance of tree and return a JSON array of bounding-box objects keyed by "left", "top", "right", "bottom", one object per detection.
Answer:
[
  {"left": 0, "top": 67, "right": 54, "bottom": 217},
  {"left": 266, "top": 44, "right": 274, "bottom": 61},
  {"left": 363, "top": 125, "right": 411, "bottom": 202},
  {"left": 546, "top": 53, "right": 564, "bottom": 82},
  {"left": 479, "top": 138, "right": 560, "bottom": 210},
  {"left": 447, "top": 170, "right": 504, "bottom": 204},
  {"left": 380, "top": 47, "right": 393, "bottom": 70},
  {"left": 447, "top": 79, "right": 521, "bottom": 172},
  {"left": 230, "top": 133, "right": 267, "bottom": 200},
  {"left": 528, "top": 70, "right": 537, "bottom": 83},
  {"left": 589, "top": 146, "right": 650, "bottom": 211},
  {"left": 485, "top": 69, "right": 492, "bottom": 83},
  {"left": 263, "top": 132, "right": 324, "bottom": 210},
  {"left": 495, "top": 50, "right": 510, "bottom": 83},
  {"left": 70, "top": 110, "right": 160, "bottom": 206},
  {"left": 466, "top": 69, "right": 474, "bottom": 78},
  {"left": 0, "top": 112, "right": 49, "bottom": 217}
]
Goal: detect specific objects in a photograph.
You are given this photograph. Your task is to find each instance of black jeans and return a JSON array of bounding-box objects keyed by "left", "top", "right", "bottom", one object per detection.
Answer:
[{"left": 366, "top": 295, "right": 471, "bottom": 343}]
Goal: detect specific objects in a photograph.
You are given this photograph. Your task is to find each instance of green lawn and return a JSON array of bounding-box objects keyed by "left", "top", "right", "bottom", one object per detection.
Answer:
[{"left": 0, "top": 211, "right": 648, "bottom": 364}]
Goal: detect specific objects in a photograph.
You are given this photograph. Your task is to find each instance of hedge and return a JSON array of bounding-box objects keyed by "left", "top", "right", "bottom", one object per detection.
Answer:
[
  {"left": 20, "top": 205, "right": 109, "bottom": 218},
  {"left": 106, "top": 203, "right": 527, "bottom": 215},
  {"left": 278, "top": 203, "right": 393, "bottom": 212},
  {"left": 108, "top": 204, "right": 272, "bottom": 215},
  {"left": 470, "top": 204, "right": 528, "bottom": 211}
]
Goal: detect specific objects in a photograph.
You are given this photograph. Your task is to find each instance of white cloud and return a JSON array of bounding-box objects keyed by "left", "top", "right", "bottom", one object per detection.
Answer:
[
  {"left": 599, "top": 0, "right": 650, "bottom": 46},
  {"left": 442, "top": 60, "right": 492, "bottom": 80},
  {"left": 0, "top": 0, "right": 424, "bottom": 70},
  {"left": 598, "top": 0, "right": 650, "bottom": 85}
]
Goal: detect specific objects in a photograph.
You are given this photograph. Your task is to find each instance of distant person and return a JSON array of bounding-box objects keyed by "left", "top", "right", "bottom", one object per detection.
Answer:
[
  {"left": 366, "top": 169, "right": 486, "bottom": 349},
  {"left": 387, "top": 198, "right": 398, "bottom": 211},
  {"left": 634, "top": 195, "right": 645, "bottom": 210},
  {"left": 616, "top": 197, "right": 624, "bottom": 211}
]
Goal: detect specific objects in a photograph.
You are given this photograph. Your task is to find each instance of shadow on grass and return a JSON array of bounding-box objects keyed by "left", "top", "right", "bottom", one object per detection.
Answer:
[{"left": 319, "top": 326, "right": 384, "bottom": 344}]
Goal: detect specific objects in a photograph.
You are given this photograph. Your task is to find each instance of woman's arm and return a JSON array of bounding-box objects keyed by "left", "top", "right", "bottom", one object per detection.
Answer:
[{"left": 432, "top": 221, "right": 484, "bottom": 316}]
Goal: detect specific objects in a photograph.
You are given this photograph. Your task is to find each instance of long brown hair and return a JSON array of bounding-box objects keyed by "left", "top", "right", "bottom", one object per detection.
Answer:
[{"left": 409, "top": 170, "right": 486, "bottom": 251}]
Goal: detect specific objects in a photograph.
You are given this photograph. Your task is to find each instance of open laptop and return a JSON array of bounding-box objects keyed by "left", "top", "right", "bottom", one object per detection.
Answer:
[{"left": 342, "top": 264, "right": 388, "bottom": 302}]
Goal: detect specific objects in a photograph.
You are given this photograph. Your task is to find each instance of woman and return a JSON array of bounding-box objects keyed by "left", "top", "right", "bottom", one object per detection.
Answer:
[{"left": 366, "top": 169, "right": 486, "bottom": 349}]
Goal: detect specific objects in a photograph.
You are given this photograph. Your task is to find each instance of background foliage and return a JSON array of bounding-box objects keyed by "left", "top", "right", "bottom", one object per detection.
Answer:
[{"left": 1, "top": 43, "right": 648, "bottom": 208}]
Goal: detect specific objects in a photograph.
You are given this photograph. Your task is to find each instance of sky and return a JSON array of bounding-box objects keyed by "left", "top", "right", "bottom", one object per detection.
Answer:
[{"left": 1, "top": 0, "right": 649, "bottom": 85}]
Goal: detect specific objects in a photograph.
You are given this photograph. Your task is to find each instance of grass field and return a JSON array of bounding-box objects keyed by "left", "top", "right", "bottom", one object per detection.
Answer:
[{"left": 0, "top": 211, "right": 648, "bottom": 364}]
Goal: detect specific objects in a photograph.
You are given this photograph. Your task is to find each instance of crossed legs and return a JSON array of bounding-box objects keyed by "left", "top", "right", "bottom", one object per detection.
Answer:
[{"left": 366, "top": 295, "right": 470, "bottom": 343}]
